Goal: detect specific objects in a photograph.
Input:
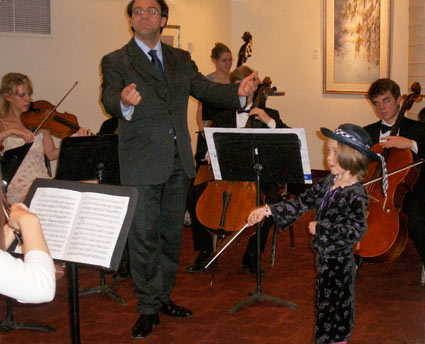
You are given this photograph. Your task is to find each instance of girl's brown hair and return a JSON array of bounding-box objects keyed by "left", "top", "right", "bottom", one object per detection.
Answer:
[
  {"left": 337, "top": 142, "right": 370, "bottom": 180},
  {"left": 210, "top": 42, "right": 231, "bottom": 60}
]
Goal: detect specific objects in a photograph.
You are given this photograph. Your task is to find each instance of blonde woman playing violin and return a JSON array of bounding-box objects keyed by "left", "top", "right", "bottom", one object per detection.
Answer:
[
  {"left": 0, "top": 73, "right": 90, "bottom": 278},
  {"left": 0, "top": 72, "right": 89, "bottom": 204}
]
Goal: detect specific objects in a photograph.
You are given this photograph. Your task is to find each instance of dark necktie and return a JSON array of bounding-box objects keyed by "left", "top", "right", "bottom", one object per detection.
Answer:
[
  {"left": 380, "top": 124, "right": 392, "bottom": 134},
  {"left": 148, "top": 49, "right": 164, "bottom": 79}
]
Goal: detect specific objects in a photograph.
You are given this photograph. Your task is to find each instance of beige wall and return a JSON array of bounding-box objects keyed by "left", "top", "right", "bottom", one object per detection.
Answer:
[
  {"left": 231, "top": 0, "right": 409, "bottom": 169},
  {"left": 0, "top": 0, "right": 230, "bottom": 168},
  {"left": 0, "top": 0, "right": 410, "bottom": 171}
]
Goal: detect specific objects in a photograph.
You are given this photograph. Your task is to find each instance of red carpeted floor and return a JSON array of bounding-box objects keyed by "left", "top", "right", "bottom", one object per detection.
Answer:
[{"left": 1, "top": 211, "right": 425, "bottom": 344}]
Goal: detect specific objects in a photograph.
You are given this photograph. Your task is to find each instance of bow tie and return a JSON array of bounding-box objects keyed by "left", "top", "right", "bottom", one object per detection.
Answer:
[
  {"left": 236, "top": 107, "right": 251, "bottom": 115},
  {"left": 380, "top": 124, "right": 393, "bottom": 134}
]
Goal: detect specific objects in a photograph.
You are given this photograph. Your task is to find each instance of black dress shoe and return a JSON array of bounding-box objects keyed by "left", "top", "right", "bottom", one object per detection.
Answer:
[
  {"left": 185, "top": 250, "right": 212, "bottom": 273},
  {"left": 242, "top": 252, "right": 265, "bottom": 276},
  {"left": 131, "top": 314, "right": 160, "bottom": 338},
  {"left": 160, "top": 300, "right": 193, "bottom": 318},
  {"left": 112, "top": 267, "right": 131, "bottom": 281}
]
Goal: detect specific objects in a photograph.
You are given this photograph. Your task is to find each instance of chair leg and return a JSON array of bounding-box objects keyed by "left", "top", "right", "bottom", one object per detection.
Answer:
[
  {"left": 289, "top": 225, "right": 295, "bottom": 249},
  {"left": 270, "top": 225, "right": 278, "bottom": 267},
  {"left": 421, "top": 264, "right": 425, "bottom": 286},
  {"left": 270, "top": 224, "right": 295, "bottom": 267},
  {"left": 212, "top": 234, "right": 217, "bottom": 252}
]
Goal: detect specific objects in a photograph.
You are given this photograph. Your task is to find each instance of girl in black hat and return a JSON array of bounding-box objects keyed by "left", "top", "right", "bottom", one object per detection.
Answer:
[{"left": 247, "top": 123, "right": 385, "bottom": 344}]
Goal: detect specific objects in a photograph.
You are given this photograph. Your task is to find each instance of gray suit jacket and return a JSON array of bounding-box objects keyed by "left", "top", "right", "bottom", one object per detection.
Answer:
[{"left": 101, "top": 39, "right": 241, "bottom": 185}]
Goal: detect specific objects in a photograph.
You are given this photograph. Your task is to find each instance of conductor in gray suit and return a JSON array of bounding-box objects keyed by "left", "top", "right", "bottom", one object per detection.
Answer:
[{"left": 101, "top": 0, "right": 259, "bottom": 338}]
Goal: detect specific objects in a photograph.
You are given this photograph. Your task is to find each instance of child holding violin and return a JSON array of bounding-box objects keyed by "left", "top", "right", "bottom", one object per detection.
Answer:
[
  {"left": 0, "top": 72, "right": 90, "bottom": 204},
  {"left": 247, "top": 124, "right": 387, "bottom": 344},
  {"left": 0, "top": 183, "right": 56, "bottom": 303}
]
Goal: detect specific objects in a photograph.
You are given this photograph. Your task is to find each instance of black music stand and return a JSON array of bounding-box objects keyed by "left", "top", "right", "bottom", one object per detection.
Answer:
[
  {"left": 0, "top": 143, "right": 33, "bottom": 185},
  {"left": 206, "top": 129, "right": 308, "bottom": 313},
  {"left": 56, "top": 134, "right": 124, "bottom": 304},
  {"left": 24, "top": 178, "right": 137, "bottom": 344}
]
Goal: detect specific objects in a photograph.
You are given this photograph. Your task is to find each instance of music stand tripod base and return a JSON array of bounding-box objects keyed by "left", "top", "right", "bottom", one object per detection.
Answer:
[
  {"left": 205, "top": 129, "right": 305, "bottom": 314},
  {"left": 0, "top": 297, "right": 55, "bottom": 333},
  {"left": 79, "top": 271, "right": 126, "bottom": 305},
  {"left": 228, "top": 291, "right": 297, "bottom": 313}
]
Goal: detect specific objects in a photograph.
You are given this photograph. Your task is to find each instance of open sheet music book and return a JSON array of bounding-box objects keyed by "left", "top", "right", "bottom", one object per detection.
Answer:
[{"left": 16, "top": 179, "right": 138, "bottom": 270}]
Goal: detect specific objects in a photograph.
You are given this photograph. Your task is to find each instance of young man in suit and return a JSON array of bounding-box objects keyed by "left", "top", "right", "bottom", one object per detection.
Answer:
[
  {"left": 100, "top": 0, "right": 258, "bottom": 338},
  {"left": 186, "top": 66, "right": 289, "bottom": 275},
  {"left": 364, "top": 78, "right": 425, "bottom": 268}
]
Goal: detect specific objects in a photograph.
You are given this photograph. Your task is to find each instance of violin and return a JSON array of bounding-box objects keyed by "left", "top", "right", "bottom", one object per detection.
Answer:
[
  {"left": 21, "top": 100, "right": 80, "bottom": 138},
  {"left": 19, "top": 81, "right": 82, "bottom": 139},
  {"left": 354, "top": 82, "right": 424, "bottom": 262},
  {"left": 1, "top": 185, "right": 23, "bottom": 246}
]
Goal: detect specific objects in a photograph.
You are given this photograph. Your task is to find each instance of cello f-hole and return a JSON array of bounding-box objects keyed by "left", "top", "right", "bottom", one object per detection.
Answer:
[{"left": 220, "top": 191, "right": 232, "bottom": 228}]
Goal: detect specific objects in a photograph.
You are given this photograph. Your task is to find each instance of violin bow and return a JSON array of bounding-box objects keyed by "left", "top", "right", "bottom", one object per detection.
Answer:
[
  {"left": 33, "top": 81, "right": 78, "bottom": 134},
  {"left": 204, "top": 223, "right": 250, "bottom": 269},
  {"left": 364, "top": 159, "right": 424, "bottom": 187}
]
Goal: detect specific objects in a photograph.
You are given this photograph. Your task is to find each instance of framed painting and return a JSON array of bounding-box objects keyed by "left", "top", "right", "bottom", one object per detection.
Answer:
[
  {"left": 324, "top": 0, "right": 391, "bottom": 94},
  {"left": 161, "top": 24, "right": 181, "bottom": 48}
]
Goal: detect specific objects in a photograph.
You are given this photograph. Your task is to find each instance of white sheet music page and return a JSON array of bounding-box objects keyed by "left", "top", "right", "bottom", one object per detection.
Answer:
[
  {"left": 27, "top": 187, "right": 129, "bottom": 268},
  {"left": 204, "top": 127, "right": 312, "bottom": 184}
]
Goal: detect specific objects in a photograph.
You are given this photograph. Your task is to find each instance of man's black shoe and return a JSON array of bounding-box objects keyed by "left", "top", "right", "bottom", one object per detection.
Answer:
[
  {"left": 185, "top": 250, "right": 212, "bottom": 273},
  {"left": 160, "top": 300, "right": 193, "bottom": 318},
  {"left": 131, "top": 313, "right": 159, "bottom": 338}
]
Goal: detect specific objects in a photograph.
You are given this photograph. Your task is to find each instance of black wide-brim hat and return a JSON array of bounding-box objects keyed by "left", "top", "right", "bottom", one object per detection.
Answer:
[{"left": 320, "top": 123, "right": 379, "bottom": 161}]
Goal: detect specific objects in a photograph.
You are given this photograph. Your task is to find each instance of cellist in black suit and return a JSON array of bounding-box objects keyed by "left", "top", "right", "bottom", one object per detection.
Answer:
[
  {"left": 364, "top": 78, "right": 425, "bottom": 266},
  {"left": 186, "top": 65, "right": 289, "bottom": 275}
]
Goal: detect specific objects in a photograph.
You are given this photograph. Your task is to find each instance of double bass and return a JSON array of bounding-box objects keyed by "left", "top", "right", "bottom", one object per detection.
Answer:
[{"left": 354, "top": 83, "right": 424, "bottom": 262}]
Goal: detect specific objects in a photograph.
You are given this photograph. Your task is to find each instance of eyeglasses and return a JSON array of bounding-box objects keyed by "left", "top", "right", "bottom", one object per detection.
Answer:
[
  {"left": 219, "top": 58, "right": 234, "bottom": 63},
  {"left": 133, "top": 7, "right": 160, "bottom": 17}
]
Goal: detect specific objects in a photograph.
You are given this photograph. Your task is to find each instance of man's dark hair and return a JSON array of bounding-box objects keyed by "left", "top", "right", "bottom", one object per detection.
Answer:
[
  {"left": 367, "top": 78, "right": 401, "bottom": 101},
  {"left": 127, "top": 0, "right": 169, "bottom": 33}
]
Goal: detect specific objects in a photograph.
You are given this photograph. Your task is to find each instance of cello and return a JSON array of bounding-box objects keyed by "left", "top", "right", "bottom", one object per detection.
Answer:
[
  {"left": 354, "top": 82, "right": 424, "bottom": 262},
  {"left": 195, "top": 76, "right": 277, "bottom": 235}
]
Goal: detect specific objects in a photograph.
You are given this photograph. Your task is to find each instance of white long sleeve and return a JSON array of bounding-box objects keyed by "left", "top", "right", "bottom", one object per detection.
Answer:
[{"left": 0, "top": 249, "right": 56, "bottom": 303}]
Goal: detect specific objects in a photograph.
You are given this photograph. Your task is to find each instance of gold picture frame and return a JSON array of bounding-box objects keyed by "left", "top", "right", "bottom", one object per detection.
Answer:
[
  {"left": 324, "top": 0, "right": 391, "bottom": 94},
  {"left": 161, "top": 25, "right": 181, "bottom": 48}
]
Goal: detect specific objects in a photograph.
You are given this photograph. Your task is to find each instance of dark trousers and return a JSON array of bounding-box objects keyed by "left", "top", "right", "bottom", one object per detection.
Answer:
[
  {"left": 129, "top": 155, "right": 188, "bottom": 314},
  {"left": 403, "top": 192, "right": 425, "bottom": 265}
]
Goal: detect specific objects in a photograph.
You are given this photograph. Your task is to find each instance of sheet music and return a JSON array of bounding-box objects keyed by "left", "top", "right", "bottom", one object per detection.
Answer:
[
  {"left": 26, "top": 187, "right": 130, "bottom": 268},
  {"left": 204, "top": 127, "right": 312, "bottom": 183}
]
